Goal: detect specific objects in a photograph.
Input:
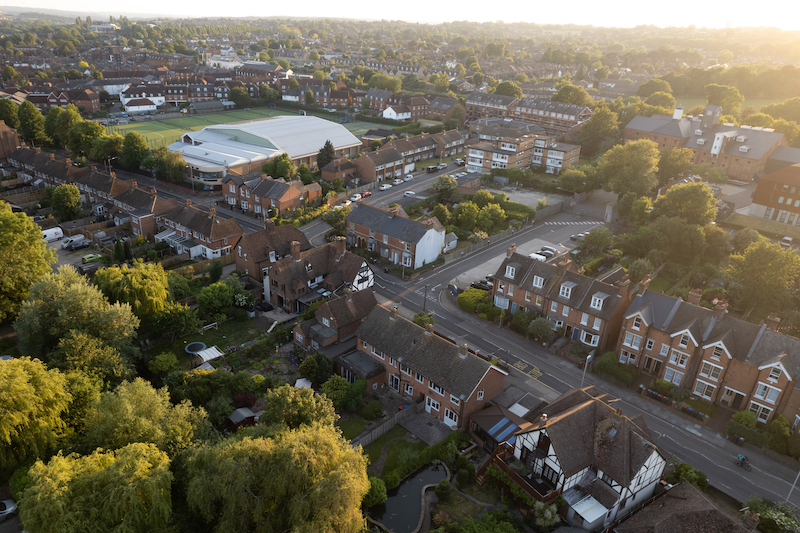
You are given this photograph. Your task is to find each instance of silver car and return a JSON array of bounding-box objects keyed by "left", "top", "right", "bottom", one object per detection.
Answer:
[{"left": 0, "top": 499, "right": 17, "bottom": 522}]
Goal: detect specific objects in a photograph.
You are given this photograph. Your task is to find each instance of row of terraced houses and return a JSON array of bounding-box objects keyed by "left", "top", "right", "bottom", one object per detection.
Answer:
[{"left": 492, "top": 246, "right": 800, "bottom": 428}]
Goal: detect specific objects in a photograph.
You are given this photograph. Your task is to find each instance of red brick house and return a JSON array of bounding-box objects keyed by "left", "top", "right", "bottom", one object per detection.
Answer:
[
  {"left": 234, "top": 221, "right": 312, "bottom": 283},
  {"left": 320, "top": 158, "right": 359, "bottom": 185},
  {"left": 112, "top": 187, "right": 181, "bottom": 238},
  {"left": 355, "top": 305, "right": 507, "bottom": 428},
  {"left": 492, "top": 246, "right": 634, "bottom": 352},
  {"left": 222, "top": 173, "right": 322, "bottom": 218},
  {"left": 155, "top": 201, "right": 243, "bottom": 259},
  {"left": 748, "top": 163, "right": 800, "bottom": 226},
  {"left": 351, "top": 147, "right": 404, "bottom": 184},
  {"left": 293, "top": 288, "right": 378, "bottom": 351}
]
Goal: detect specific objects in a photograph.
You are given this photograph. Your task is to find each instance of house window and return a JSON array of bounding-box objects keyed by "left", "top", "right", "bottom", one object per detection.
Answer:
[
  {"left": 669, "top": 350, "right": 689, "bottom": 368},
  {"left": 428, "top": 398, "right": 440, "bottom": 411},
  {"left": 624, "top": 332, "right": 642, "bottom": 350},
  {"left": 451, "top": 394, "right": 460, "bottom": 406},
  {"left": 580, "top": 331, "right": 599, "bottom": 347},
  {"left": 619, "top": 350, "right": 636, "bottom": 365},
  {"left": 322, "top": 317, "right": 330, "bottom": 327},
  {"left": 664, "top": 368, "right": 683, "bottom": 385},
  {"left": 679, "top": 334, "right": 690, "bottom": 348},
  {"left": 507, "top": 285, "right": 514, "bottom": 296},
  {"left": 769, "top": 367, "right": 781, "bottom": 381},
  {"left": 755, "top": 383, "right": 780, "bottom": 404},
  {"left": 700, "top": 362, "right": 722, "bottom": 380},
  {"left": 388, "top": 356, "right": 395, "bottom": 367},
  {"left": 550, "top": 301, "right": 558, "bottom": 313},
  {"left": 562, "top": 305, "right": 569, "bottom": 317},
  {"left": 525, "top": 291, "right": 531, "bottom": 302},
  {"left": 693, "top": 381, "right": 715, "bottom": 400},
  {"left": 371, "top": 346, "right": 384, "bottom": 360},
  {"left": 445, "top": 408, "right": 458, "bottom": 424},
  {"left": 580, "top": 313, "right": 589, "bottom": 325},
  {"left": 401, "top": 364, "right": 412, "bottom": 376},
  {"left": 404, "top": 383, "right": 413, "bottom": 396},
  {"left": 646, "top": 339, "right": 654, "bottom": 351},
  {"left": 591, "top": 296, "right": 604, "bottom": 310},
  {"left": 536, "top": 295, "right": 543, "bottom": 307},
  {"left": 712, "top": 346, "right": 724, "bottom": 359},
  {"left": 383, "top": 234, "right": 388, "bottom": 244},
  {"left": 749, "top": 402, "right": 772, "bottom": 423},
  {"left": 229, "top": 184, "right": 235, "bottom": 192},
  {"left": 295, "top": 332, "right": 303, "bottom": 342},
  {"left": 430, "top": 382, "right": 444, "bottom": 395},
  {"left": 533, "top": 276, "right": 544, "bottom": 288},
  {"left": 403, "top": 256, "right": 412, "bottom": 267},
  {"left": 660, "top": 343, "right": 669, "bottom": 356},
  {"left": 559, "top": 284, "right": 572, "bottom": 298},
  {"left": 505, "top": 266, "right": 516, "bottom": 278},
  {"left": 632, "top": 316, "right": 642, "bottom": 330},
  {"left": 593, "top": 317, "right": 601, "bottom": 330},
  {"left": 477, "top": 389, "right": 484, "bottom": 401},
  {"left": 415, "top": 372, "right": 424, "bottom": 384}
]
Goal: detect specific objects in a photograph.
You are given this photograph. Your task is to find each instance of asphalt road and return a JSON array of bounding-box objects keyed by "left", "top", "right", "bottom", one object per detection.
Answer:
[{"left": 371, "top": 208, "right": 800, "bottom": 509}]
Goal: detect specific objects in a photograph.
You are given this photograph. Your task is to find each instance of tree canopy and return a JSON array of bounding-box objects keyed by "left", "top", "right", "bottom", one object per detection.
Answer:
[
  {"left": 120, "top": 131, "right": 150, "bottom": 170},
  {"left": 727, "top": 238, "right": 800, "bottom": 312},
  {"left": 651, "top": 182, "right": 717, "bottom": 226},
  {"left": 186, "top": 422, "right": 369, "bottom": 533},
  {"left": 93, "top": 260, "right": 171, "bottom": 322},
  {"left": 0, "top": 357, "right": 71, "bottom": 469},
  {"left": 20, "top": 442, "right": 173, "bottom": 533},
  {"left": 577, "top": 105, "right": 620, "bottom": 156},
  {"left": 18, "top": 101, "right": 49, "bottom": 146},
  {"left": 82, "top": 377, "right": 208, "bottom": 455},
  {"left": 599, "top": 139, "right": 660, "bottom": 196},
  {"left": 493, "top": 80, "right": 522, "bottom": 98},
  {"left": 259, "top": 383, "right": 337, "bottom": 429},
  {"left": 51, "top": 183, "right": 82, "bottom": 221},
  {"left": 317, "top": 139, "right": 336, "bottom": 170},
  {"left": 0, "top": 201, "right": 55, "bottom": 322},
  {"left": 14, "top": 266, "right": 140, "bottom": 361}
]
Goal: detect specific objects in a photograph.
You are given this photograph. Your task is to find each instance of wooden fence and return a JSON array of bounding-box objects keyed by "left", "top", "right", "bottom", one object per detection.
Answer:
[{"left": 351, "top": 400, "right": 422, "bottom": 448}]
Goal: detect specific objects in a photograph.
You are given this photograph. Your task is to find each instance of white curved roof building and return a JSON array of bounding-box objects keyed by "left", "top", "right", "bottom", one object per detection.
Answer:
[{"left": 168, "top": 115, "right": 361, "bottom": 183}]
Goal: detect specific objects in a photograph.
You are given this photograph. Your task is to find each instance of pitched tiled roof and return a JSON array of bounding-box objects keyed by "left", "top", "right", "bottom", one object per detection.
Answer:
[
  {"left": 466, "top": 91, "right": 518, "bottom": 107},
  {"left": 161, "top": 204, "right": 243, "bottom": 241},
  {"left": 237, "top": 224, "right": 311, "bottom": 264},
  {"left": 318, "top": 288, "right": 377, "bottom": 328},
  {"left": 362, "top": 147, "right": 403, "bottom": 167},
  {"left": 269, "top": 241, "right": 365, "bottom": 298},
  {"left": 355, "top": 305, "right": 502, "bottom": 398},
  {"left": 346, "top": 204, "right": 441, "bottom": 244}
]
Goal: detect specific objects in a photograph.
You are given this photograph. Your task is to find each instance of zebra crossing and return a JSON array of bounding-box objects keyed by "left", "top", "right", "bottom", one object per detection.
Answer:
[{"left": 543, "top": 221, "right": 604, "bottom": 226}]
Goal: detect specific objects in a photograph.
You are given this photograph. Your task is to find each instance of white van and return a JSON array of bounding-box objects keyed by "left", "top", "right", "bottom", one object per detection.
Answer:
[
  {"left": 62, "top": 234, "right": 87, "bottom": 250},
  {"left": 529, "top": 253, "right": 548, "bottom": 262},
  {"left": 41, "top": 226, "right": 64, "bottom": 242}
]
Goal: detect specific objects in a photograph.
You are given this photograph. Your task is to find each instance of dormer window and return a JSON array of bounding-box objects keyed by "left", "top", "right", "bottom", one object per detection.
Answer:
[
  {"left": 533, "top": 275, "right": 544, "bottom": 288},
  {"left": 679, "top": 334, "right": 690, "bottom": 348},
  {"left": 269, "top": 251, "right": 276, "bottom": 262},
  {"left": 769, "top": 367, "right": 781, "bottom": 381},
  {"left": 322, "top": 317, "right": 330, "bottom": 327},
  {"left": 305, "top": 264, "right": 313, "bottom": 272},
  {"left": 632, "top": 316, "right": 642, "bottom": 330},
  {"left": 559, "top": 281, "right": 576, "bottom": 298},
  {"left": 505, "top": 265, "right": 516, "bottom": 278},
  {"left": 712, "top": 346, "right": 723, "bottom": 359}
]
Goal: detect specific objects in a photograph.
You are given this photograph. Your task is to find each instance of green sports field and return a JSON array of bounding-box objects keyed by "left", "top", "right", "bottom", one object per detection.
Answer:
[{"left": 106, "top": 108, "right": 386, "bottom": 149}]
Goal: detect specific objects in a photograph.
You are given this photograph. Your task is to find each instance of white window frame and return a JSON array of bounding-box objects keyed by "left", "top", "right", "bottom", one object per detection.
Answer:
[
  {"left": 664, "top": 368, "right": 683, "bottom": 385},
  {"left": 562, "top": 305, "right": 569, "bottom": 317},
  {"left": 525, "top": 291, "right": 531, "bottom": 302},
  {"left": 533, "top": 275, "right": 544, "bottom": 288},
  {"left": 445, "top": 408, "right": 458, "bottom": 425},
  {"left": 669, "top": 350, "right": 689, "bottom": 368},
  {"left": 559, "top": 285, "right": 572, "bottom": 298},
  {"left": 415, "top": 372, "right": 424, "bottom": 384},
  {"left": 646, "top": 339, "right": 654, "bottom": 351},
  {"left": 508, "top": 285, "right": 514, "bottom": 297},
  {"left": 700, "top": 361, "right": 722, "bottom": 381},
  {"left": 580, "top": 312, "right": 589, "bottom": 326},
  {"left": 450, "top": 394, "right": 460, "bottom": 406},
  {"left": 591, "top": 296, "right": 604, "bottom": 310},
  {"left": 593, "top": 317, "right": 601, "bottom": 331},
  {"left": 632, "top": 316, "right": 642, "bottom": 330},
  {"left": 624, "top": 332, "right": 642, "bottom": 350},
  {"left": 679, "top": 333, "right": 690, "bottom": 348},
  {"left": 550, "top": 301, "right": 558, "bottom": 313},
  {"left": 401, "top": 364, "right": 412, "bottom": 376},
  {"left": 371, "top": 346, "right": 385, "bottom": 360},
  {"left": 712, "top": 346, "right": 724, "bottom": 360},
  {"left": 477, "top": 389, "right": 484, "bottom": 401},
  {"left": 430, "top": 382, "right": 444, "bottom": 395},
  {"left": 660, "top": 343, "right": 669, "bottom": 356},
  {"left": 755, "top": 383, "right": 780, "bottom": 404},
  {"left": 404, "top": 383, "right": 414, "bottom": 396},
  {"left": 693, "top": 380, "right": 715, "bottom": 400},
  {"left": 769, "top": 367, "right": 781, "bottom": 382},
  {"left": 505, "top": 265, "right": 516, "bottom": 278},
  {"left": 581, "top": 331, "right": 599, "bottom": 347},
  {"left": 749, "top": 402, "right": 772, "bottom": 423}
]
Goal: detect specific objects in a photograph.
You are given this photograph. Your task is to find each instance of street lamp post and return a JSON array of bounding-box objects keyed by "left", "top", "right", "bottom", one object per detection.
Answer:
[
  {"left": 581, "top": 352, "right": 594, "bottom": 388},
  {"left": 786, "top": 468, "right": 800, "bottom": 504},
  {"left": 422, "top": 284, "right": 428, "bottom": 314}
]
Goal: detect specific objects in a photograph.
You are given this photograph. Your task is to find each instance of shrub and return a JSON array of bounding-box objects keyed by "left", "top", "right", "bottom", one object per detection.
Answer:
[
  {"left": 298, "top": 356, "right": 319, "bottom": 383},
  {"left": 458, "top": 288, "right": 485, "bottom": 312},
  {"left": 594, "top": 352, "right": 639, "bottom": 386},
  {"left": 456, "top": 463, "right": 475, "bottom": 487},
  {"left": 651, "top": 378, "right": 673, "bottom": 396},
  {"left": 434, "top": 479, "right": 451, "bottom": 502},
  {"left": 9, "top": 463, "right": 32, "bottom": 500},
  {"left": 232, "top": 391, "right": 256, "bottom": 409},
  {"left": 432, "top": 511, "right": 452, "bottom": 529},
  {"left": 361, "top": 400, "right": 382, "bottom": 420},
  {"left": 383, "top": 470, "right": 401, "bottom": 490},
  {"left": 363, "top": 475, "right": 388, "bottom": 507},
  {"left": 725, "top": 419, "right": 766, "bottom": 447},
  {"left": 663, "top": 461, "right": 708, "bottom": 491},
  {"left": 455, "top": 455, "right": 469, "bottom": 470},
  {"left": 733, "top": 409, "right": 758, "bottom": 429}
]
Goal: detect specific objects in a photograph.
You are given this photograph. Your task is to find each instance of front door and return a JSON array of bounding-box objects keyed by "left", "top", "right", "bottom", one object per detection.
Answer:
[
  {"left": 425, "top": 396, "right": 440, "bottom": 414},
  {"left": 389, "top": 374, "right": 400, "bottom": 392},
  {"left": 572, "top": 328, "right": 580, "bottom": 341}
]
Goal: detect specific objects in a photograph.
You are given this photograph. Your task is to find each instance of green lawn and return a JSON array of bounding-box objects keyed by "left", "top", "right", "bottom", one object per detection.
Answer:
[
  {"left": 337, "top": 418, "right": 368, "bottom": 441},
  {"left": 381, "top": 439, "right": 430, "bottom": 475},
  {"left": 363, "top": 425, "right": 408, "bottom": 464},
  {"left": 648, "top": 276, "right": 673, "bottom": 294},
  {"left": 460, "top": 482, "right": 502, "bottom": 506},
  {"left": 432, "top": 490, "right": 484, "bottom": 524}
]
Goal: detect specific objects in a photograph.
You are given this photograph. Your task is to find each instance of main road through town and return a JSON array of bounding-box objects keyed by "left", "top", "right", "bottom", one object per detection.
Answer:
[{"left": 372, "top": 212, "right": 800, "bottom": 510}]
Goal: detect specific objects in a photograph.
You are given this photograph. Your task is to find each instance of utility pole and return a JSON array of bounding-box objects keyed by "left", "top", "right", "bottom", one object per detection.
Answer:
[{"left": 422, "top": 284, "right": 428, "bottom": 314}]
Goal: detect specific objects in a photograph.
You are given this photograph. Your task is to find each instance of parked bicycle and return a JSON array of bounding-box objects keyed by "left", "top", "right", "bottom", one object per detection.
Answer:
[{"left": 735, "top": 454, "right": 752, "bottom": 471}]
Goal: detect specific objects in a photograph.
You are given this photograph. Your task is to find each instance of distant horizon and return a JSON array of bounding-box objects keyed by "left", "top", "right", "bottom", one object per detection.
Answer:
[{"left": 2, "top": 2, "right": 799, "bottom": 32}]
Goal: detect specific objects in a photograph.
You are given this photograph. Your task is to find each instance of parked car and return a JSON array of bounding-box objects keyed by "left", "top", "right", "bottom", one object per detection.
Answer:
[
  {"left": 61, "top": 235, "right": 87, "bottom": 249},
  {"left": 541, "top": 245, "right": 558, "bottom": 255},
  {"left": 68, "top": 240, "right": 91, "bottom": 251},
  {"left": 81, "top": 253, "right": 102, "bottom": 264},
  {"left": 361, "top": 191, "right": 372, "bottom": 197},
  {"left": 538, "top": 249, "right": 555, "bottom": 258},
  {"left": 426, "top": 166, "right": 438, "bottom": 173},
  {"left": 470, "top": 280, "right": 493, "bottom": 291},
  {"left": 404, "top": 174, "right": 414, "bottom": 181},
  {"left": 781, "top": 236, "right": 794, "bottom": 248},
  {"left": 437, "top": 162, "right": 447, "bottom": 170},
  {"left": 392, "top": 178, "right": 404, "bottom": 185},
  {"left": 455, "top": 172, "right": 468, "bottom": 178},
  {"left": 0, "top": 499, "right": 17, "bottom": 522},
  {"left": 404, "top": 191, "right": 416, "bottom": 197},
  {"left": 379, "top": 184, "right": 392, "bottom": 191},
  {"left": 571, "top": 232, "right": 589, "bottom": 242}
]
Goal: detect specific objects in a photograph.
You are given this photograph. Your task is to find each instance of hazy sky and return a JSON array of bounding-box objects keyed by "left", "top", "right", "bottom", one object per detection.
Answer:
[{"left": 21, "top": 0, "right": 800, "bottom": 32}]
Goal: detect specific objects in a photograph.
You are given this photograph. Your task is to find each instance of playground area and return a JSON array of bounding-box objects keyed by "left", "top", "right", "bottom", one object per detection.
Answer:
[{"left": 106, "top": 107, "right": 383, "bottom": 149}]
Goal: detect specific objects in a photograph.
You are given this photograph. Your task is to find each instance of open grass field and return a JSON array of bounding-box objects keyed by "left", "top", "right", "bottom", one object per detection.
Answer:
[{"left": 106, "top": 107, "right": 387, "bottom": 149}]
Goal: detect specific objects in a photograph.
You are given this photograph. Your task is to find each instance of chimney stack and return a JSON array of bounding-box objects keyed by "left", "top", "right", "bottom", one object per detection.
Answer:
[
  {"left": 765, "top": 313, "right": 781, "bottom": 332},
  {"left": 184, "top": 199, "right": 192, "bottom": 206},
  {"left": 208, "top": 207, "right": 216, "bottom": 217},
  {"left": 388, "top": 204, "right": 398, "bottom": 217},
  {"left": 638, "top": 275, "right": 651, "bottom": 295},
  {"left": 264, "top": 218, "right": 275, "bottom": 232},
  {"left": 290, "top": 241, "right": 301, "bottom": 262},
  {"left": 47, "top": 152, "right": 53, "bottom": 159},
  {"left": 344, "top": 288, "right": 353, "bottom": 302},
  {"left": 687, "top": 288, "right": 702, "bottom": 306},
  {"left": 109, "top": 171, "right": 116, "bottom": 178},
  {"left": 541, "top": 413, "right": 548, "bottom": 424},
  {"left": 425, "top": 323, "right": 433, "bottom": 335},
  {"left": 150, "top": 188, "right": 157, "bottom": 196},
  {"left": 506, "top": 243, "right": 516, "bottom": 258},
  {"left": 64, "top": 158, "right": 71, "bottom": 166},
  {"left": 333, "top": 236, "right": 346, "bottom": 259},
  {"left": 130, "top": 181, "right": 137, "bottom": 188},
  {"left": 459, "top": 343, "right": 469, "bottom": 359},
  {"left": 712, "top": 298, "right": 728, "bottom": 318},
  {"left": 390, "top": 306, "right": 398, "bottom": 320}
]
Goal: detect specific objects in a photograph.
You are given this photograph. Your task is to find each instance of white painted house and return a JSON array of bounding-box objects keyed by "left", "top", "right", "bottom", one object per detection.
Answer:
[
  {"left": 383, "top": 105, "right": 411, "bottom": 121},
  {"left": 488, "top": 387, "right": 667, "bottom": 532}
]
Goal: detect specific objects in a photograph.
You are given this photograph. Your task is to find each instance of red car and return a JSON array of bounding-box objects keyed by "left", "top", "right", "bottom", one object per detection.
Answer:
[{"left": 361, "top": 191, "right": 372, "bottom": 197}]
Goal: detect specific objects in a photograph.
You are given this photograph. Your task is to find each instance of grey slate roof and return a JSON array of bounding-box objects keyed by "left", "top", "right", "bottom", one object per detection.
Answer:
[
  {"left": 516, "top": 98, "right": 592, "bottom": 117},
  {"left": 466, "top": 91, "right": 518, "bottom": 107},
  {"left": 355, "top": 305, "right": 502, "bottom": 398},
  {"left": 346, "top": 204, "right": 441, "bottom": 244}
]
